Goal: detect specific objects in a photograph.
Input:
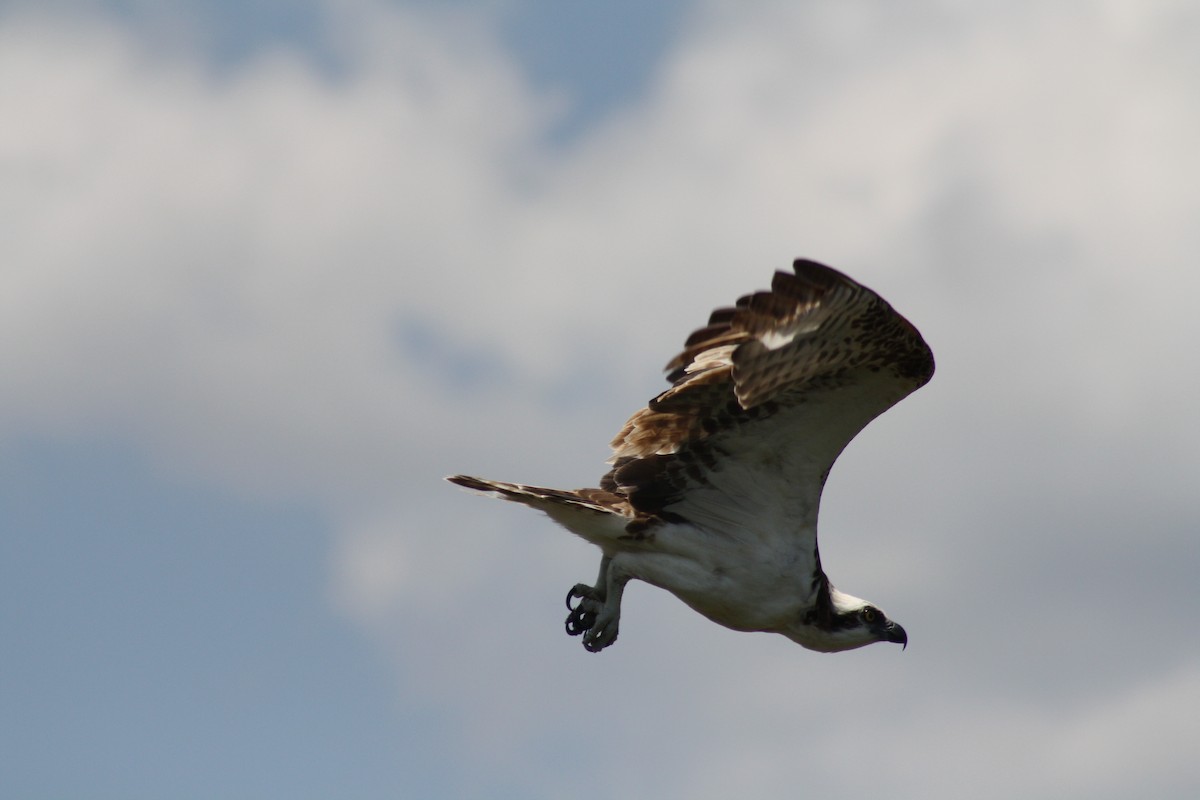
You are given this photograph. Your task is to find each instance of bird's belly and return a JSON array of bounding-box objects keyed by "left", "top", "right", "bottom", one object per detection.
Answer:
[
  {"left": 672, "top": 572, "right": 812, "bottom": 632},
  {"left": 623, "top": 535, "right": 816, "bottom": 633}
]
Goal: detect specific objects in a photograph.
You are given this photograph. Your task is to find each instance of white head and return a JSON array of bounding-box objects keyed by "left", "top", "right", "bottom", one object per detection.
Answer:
[{"left": 783, "top": 588, "right": 907, "bottom": 653}]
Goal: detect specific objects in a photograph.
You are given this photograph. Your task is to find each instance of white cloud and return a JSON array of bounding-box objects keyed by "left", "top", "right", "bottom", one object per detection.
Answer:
[
  {"left": 4, "top": 0, "right": 1200, "bottom": 797},
  {"left": 0, "top": 4, "right": 554, "bottom": 498}
]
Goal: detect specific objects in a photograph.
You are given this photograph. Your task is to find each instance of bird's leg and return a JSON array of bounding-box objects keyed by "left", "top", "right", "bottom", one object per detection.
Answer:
[
  {"left": 582, "top": 559, "right": 629, "bottom": 653},
  {"left": 565, "top": 556, "right": 609, "bottom": 637},
  {"left": 564, "top": 556, "right": 631, "bottom": 651}
]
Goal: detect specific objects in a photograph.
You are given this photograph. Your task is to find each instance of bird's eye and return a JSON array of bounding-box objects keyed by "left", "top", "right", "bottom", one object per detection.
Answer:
[{"left": 861, "top": 607, "right": 877, "bottom": 624}]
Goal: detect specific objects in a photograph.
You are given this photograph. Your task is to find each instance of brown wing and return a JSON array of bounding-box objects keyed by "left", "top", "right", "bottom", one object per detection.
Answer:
[{"left": 602, "top": 259, "right": 934, "bottom": 533}]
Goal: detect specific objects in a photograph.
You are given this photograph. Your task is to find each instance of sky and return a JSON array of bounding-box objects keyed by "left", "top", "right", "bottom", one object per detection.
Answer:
[{"left": 3, "top": 0, "right": 1200, "bottom": 798}]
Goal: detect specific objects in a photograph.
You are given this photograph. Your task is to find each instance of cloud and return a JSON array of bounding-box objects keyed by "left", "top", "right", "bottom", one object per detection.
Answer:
[
  {"left": 0, "top": 3, "right": 552, "bottom": 497},
  {"left": 5, "top": 0, "right": 1200, "bottom": 797}
]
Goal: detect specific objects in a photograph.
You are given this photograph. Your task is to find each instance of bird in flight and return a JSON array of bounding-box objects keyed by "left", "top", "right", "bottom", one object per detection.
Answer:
[{"left": 448, "top": 259, "right": 933, "bottom": 653}]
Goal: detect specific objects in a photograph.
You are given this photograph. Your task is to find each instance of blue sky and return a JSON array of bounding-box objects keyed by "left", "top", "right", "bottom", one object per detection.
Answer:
[{"left": 3, "top": 1, "right": 1200, "bottom": 798}]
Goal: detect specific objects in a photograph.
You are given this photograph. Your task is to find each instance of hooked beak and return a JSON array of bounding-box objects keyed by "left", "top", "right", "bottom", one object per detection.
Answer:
[{"left": 880, "top": 620, "right": 908, "bottom": 650}]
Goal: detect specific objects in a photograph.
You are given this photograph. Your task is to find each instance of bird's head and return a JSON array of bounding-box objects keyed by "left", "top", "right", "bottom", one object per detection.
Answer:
[{"left": 784, "top": 588, "right": 907, "bottom": 653}]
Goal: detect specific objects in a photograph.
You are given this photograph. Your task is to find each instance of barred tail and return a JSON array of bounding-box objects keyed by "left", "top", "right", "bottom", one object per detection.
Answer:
[
  {"left": 446, "top": 474, "right": 636, "bottom": 546},
  {"left": 446, "top": 474, "right": 575, "bottom": 506}
]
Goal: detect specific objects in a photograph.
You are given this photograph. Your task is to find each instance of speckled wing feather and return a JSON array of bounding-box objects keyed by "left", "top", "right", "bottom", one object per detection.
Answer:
[{"left": 603, "top": 259, "right": 934, "bottom": 534}]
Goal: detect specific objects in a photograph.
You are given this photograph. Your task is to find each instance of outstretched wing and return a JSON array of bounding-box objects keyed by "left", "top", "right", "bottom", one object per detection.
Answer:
[{"left": 603, "top": 259, "right": 933, "bottom": 539}]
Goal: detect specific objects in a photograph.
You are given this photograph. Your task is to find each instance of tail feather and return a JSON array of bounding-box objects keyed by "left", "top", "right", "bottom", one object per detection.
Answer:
[
  {"left": 445, "top": 474, "right": 527, "bottom": 499},
  {"left": 446, "top": 474, "right": 622, "bottom": 513},
  {"left": 448, "top": 474, "right": 654, "bottom": 546}
]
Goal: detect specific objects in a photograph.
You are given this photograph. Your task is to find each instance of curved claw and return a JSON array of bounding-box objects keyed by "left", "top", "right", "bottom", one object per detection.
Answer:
[
  {"left": 566, "top": 583, "right": 602, "bottom": 609},
  {"left": 583, "top": 626, "right": 617, "bottom": 652},
  {"left": 564, "top": 579, "right": 619, "bottom": 651},
  {"left": 565, "top": 605, "right": 596, "bottom": 636},
  {"left": 583, "top": 633, "right": 619, "bottom": 652},
  {"left": 565, "top": 586, "right": 599, "bottom": 636}
]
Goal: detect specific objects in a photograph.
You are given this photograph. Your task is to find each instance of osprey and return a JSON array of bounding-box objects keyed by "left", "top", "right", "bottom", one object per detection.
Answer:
[{"left": 448, "top": 259, "right": 933, "bottom": 653}]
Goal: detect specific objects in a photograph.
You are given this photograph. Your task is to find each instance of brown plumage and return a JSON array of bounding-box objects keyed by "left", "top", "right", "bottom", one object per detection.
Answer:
[{"left": 449, "top": 258, "right": 933, "bottom": 653}]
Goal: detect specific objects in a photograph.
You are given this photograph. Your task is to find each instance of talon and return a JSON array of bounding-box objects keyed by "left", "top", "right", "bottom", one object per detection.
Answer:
[
  {"left": 566, "top": 583, "right": 601, "bottom": 610},
  {"left": 565, "top": 586, "right": 600, "bottom": 636},
  {"left": 565, "top": 605, "right": 596, "bottom": 636},
  {"left": 563, "top": 571, "right": 621, "bottom": 651},
  {"left": 583, "top": 624, "right": 618, "bottom": 653}
]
